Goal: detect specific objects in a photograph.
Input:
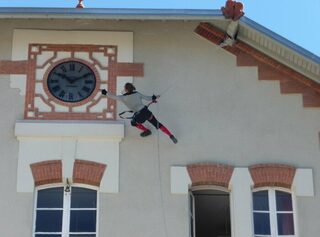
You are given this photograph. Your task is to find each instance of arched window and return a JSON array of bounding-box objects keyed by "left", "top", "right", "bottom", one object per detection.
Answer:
[
  {"left": 252, "top": 189, "right": 296, "bottom": 237},
  {"left": 189, "top": 187, "right": 231, "bottom": 237},
  {"left": 33, "top": 185, "right": 98, "bottom": 237}
]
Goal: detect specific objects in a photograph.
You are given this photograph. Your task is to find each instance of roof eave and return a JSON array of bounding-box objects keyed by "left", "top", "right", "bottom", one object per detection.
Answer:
[{"left": 0, "top": 7, "right": 224, "bottom": 20}]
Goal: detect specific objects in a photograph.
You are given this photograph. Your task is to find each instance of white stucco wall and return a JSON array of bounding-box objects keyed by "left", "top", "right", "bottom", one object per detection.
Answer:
[{"left": 0, "top": 19, "right": 319, "bottom": 237}]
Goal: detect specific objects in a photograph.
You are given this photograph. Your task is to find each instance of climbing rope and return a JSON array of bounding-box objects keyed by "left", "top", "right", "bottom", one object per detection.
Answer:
[{"left": 155, "top": 102, "right": 170, "bottom": 237}]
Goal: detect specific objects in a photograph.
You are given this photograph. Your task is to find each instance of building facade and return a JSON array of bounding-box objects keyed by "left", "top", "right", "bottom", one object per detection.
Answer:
[{"left": 0, "top": 6, "right": 319, "bottom": 237}]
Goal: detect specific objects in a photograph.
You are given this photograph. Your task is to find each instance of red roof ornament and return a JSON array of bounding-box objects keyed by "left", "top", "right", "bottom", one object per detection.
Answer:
[
  {"left": 221, "top": 0, "right": 244, "bottom": 21},
  {"left": 76, "top": 0, "right": 85, "bottom": 8}
]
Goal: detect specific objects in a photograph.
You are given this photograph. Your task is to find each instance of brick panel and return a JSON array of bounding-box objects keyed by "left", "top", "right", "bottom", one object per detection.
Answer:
[
  {"left": 110, "top": 62, "right": 144, "bottom": 77},
  {"left": 280, "top": 77, "right": 310, "bottom": 94},
  {"left": 73, "top": 159, "right": 107, "bottom": 186},
  {"left": 30, "top": 160, "right": 62, "bottom": 186},
  {"left": 187, "top": 163, "right": 234, "bottom": 188},
  {"left": 0, "top": 60, "right": 28, "bottom": 74},
  {"left": 249, "top": 164, "right": 296, "bottom": 189},
  {"left": 303, "top": 91, "right": 320, "bottom": 107}
]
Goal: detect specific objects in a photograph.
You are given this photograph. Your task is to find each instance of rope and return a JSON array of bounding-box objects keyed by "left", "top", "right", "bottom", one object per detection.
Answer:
[
  {"left": 158, "top": 76, "right": 182, "bottom": 97},
  {"left": 155, "top": 102, "right": 169, "bottom": 237},
  {"left": 158, "top": 44, "right": 225, "bottom": 97}
]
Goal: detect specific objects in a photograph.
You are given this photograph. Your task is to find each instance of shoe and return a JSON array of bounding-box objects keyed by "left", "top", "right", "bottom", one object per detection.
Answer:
[
  {"left": 140, "top": 130, "right": 152, "bottom": 137},
  {"left": 170, "top": 135, "right": 178, "bottom": 144}
]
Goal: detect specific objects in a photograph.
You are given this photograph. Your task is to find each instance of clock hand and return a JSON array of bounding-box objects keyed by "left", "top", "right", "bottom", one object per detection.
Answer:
[
  {"left": 53, "top": 72, "right": 73, "bottom": 83},
  {"left": 69, "top": 73, "right": 92, "bottom": 83}
]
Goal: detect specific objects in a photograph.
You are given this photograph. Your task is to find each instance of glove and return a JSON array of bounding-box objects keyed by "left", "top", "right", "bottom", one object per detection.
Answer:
[
  {"left": 152, "top": 94, "right": 157, "bottom": 102},
  {"left": 101, "top": 89, "right": 107, "bottom": 95}
]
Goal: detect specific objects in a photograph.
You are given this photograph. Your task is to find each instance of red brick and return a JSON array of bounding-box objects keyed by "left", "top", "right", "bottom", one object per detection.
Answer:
[
  {"left": 0, "top": 60, "right": 28, "bottom": 74},
  {"left": 249, "top": 164, "right": 296, "bottom": 189},
  {"left": 303, "top": 91, "right": 320, "bottom": 107},
  {"left": 187, "top": 163, "right": 234, "bottom": 188},
  {"left": 280, "top": 77, "right": 310, "bottom": 94},
  {"left": 73, "top": 159, "right": 107, "bottom": 187},
  {"left": 30, "top": 160, "right": 62, "bottom": 186}
]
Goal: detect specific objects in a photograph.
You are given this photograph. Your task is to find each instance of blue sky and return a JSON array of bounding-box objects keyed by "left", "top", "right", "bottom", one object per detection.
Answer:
[{"left": 0, "top": 0, "right": 319, "bottom": 56}]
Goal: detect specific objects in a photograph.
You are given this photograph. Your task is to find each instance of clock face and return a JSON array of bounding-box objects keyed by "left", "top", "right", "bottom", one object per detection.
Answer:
[{"left": 47, "top": 61, "right": 96, "bottom": 103}]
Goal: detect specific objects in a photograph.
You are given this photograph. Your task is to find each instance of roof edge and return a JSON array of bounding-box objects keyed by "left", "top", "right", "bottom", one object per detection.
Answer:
[
  {"left": 240, "top": 16, "right": 320, "bottom": 64},
  {"left": 0, "top": 7, "right": 223, "bottom": 19}
]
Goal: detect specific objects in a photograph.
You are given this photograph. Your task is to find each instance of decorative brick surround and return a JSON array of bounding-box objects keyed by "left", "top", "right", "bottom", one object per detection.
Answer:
[
  {"left": 249, "top": 164, "right": 296, "bottom": 189},
  {"left": 73, "top": 159, "right": 107, "bottom": 186},
  {"left": 195, "top": 22, "right": 320, "bottom": 107},
  {"left": 187, "top": 163, "right": 234, "bottom": 188},
  {"left": 0, "top": 43, "right": 144, "bottom": 120},
  {"left": 30, "top": 160, "right": 62, "bottom": 186}
]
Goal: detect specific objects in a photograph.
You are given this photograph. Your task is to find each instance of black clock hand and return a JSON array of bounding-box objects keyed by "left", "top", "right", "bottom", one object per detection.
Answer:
[
  {"left": 69, "top": 73, "right": 92, "bottom": 83},
  {"left": 53, "top": 72, "right": 73, "bottom": 83}
]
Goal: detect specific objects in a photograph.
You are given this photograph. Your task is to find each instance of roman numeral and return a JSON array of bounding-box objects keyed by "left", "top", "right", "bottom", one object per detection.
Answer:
[
  {"left": 60, "top": 66, "right": 67, "bottom": 73},
  {"left": 78, "top": 66, "right": 84, "bottom": 73},
  {"left": 82, "top": 86, "right": 90, "bottom": 93},
  {"left": 69, "top": 93, "right": 74, "bottom": 100},
  {"left": 78, "top": 92, "right": 84, "bottom": 98},
  {"left": 58, "top": 90, "right": 65, "bottom": 98},
  {"left": 69, "top": 63, "right": 75, "bottom": 71},
  {"left": 50, "top": 79, "right": 58, "bottom": 83},
  {"left": 52, "top": 85, "right": 61, "bottom": 93},
  {"left": 85, "top": 80, "right": 93, "bottom": 84}
]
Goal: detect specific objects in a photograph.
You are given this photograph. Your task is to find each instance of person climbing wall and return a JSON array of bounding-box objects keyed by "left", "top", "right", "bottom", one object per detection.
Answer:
[{"left": 101, "top": 83, "right": 178, "bottom": 144}]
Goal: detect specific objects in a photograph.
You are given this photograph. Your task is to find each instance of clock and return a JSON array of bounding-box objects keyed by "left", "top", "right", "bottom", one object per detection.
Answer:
[{"left": 47, "top": 60, "right": 96, "bottom": 103}]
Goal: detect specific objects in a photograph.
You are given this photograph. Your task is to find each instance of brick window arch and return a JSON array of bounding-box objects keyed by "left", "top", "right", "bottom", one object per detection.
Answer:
[
  {"left": 187, "top": 163, "right": 234, "bottom": 188},
  {"left": 30, "top": 160, "right": 62, "bottom": 186},
  {"left": 249, "top": 164, "right": 296, "bottom": 189},
  {"left": 73, "top": 159, "right": 107, "bottom": 186}
]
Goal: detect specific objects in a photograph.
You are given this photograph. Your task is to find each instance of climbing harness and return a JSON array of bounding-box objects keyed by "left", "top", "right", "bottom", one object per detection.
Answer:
[{"left": 118, "top": 100, "right": 157, "bottom": 119}]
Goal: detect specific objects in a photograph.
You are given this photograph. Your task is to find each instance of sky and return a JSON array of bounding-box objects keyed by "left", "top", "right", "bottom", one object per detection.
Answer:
[{"left": 0, "top": 0, "right": 319, "bottom": 57}]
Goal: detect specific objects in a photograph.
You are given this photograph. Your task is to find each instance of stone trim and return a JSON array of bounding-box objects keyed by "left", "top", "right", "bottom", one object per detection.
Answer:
[
  {"left": 187, "top": 163, "right": 234, "bottom": 188},
  {"left": 249, "top": 164, "right": 296, "bottom": 189},
  {"left": 73, "top": 159, "right": 107, "bottom": 187},
  {"left": 30, "top": 160, "right": 62, "bottom": 186}
]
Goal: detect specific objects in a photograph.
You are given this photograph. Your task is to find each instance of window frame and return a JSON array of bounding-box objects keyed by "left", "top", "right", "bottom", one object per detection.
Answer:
[
  {"left": 188, "top": 185, "right": 232, "bottom": 237},
  {"left": 33, "top": 183, "right": 100, "bottom": 237},
  {"left": 252, "top": 187, "right": 298, "bottom": 237}
]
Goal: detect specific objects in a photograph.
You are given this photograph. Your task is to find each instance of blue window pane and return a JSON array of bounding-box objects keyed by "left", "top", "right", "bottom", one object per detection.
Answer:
[
  {"left": 71, "top": 187, "right": 97, "bottom": 208},
  {"left": 277, "top": 213, "right": 295, "bottom": 235},
  {"left": 253, "top": 191, "right": 269, "bottom": 211},
  {"left": 276, "top": 191, "right": 293, "bottom": 211},
  {"left": 35, "top": 235, "right": 61, "bottom": 237},
  {"left": 37, "top": 187, "right": 64, "bottom": 208},
  {"left": 35, "top": 210, "right": 63, "bottom": 232},
  {"left": 70, "top": 210, "right": 96, "bottom": 232},
  {"left": 253, "top": 213, "right": 271, "bottom": 235}
]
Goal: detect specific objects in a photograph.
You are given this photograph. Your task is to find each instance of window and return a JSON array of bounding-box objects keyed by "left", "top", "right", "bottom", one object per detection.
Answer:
[
  {"left": 34, "top": 186, "right": 98, "bottom": 237},
  {"left": 253, "top": 189, "right": 296, "bottom": 237},
  {"left": 189, "top": 189, "right": 231, "bottom": 237}
]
